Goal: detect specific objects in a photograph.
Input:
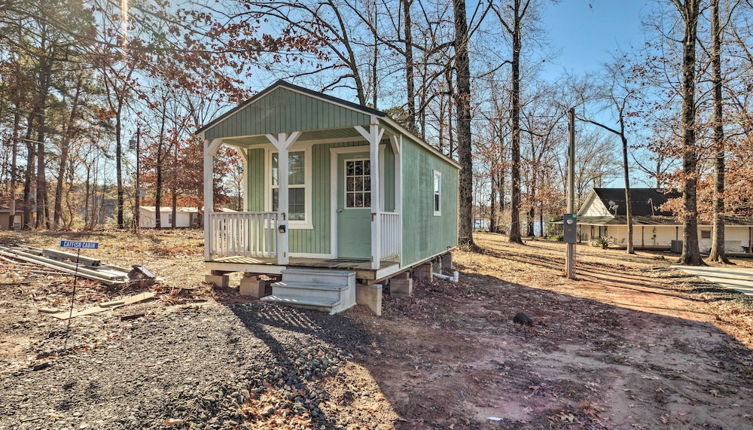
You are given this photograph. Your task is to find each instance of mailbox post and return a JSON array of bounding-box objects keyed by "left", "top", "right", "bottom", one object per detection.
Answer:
[
  {"left": 563, "top": 214, "right": 578, "bottom": 244},
  {"left": 565, "top": 108, "right": 577, "bottom": 279}
]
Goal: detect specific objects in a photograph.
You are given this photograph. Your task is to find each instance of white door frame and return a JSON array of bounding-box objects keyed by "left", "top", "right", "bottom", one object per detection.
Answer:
[{"left": 329, "top": 145, "right": 374, "bottom": 258}]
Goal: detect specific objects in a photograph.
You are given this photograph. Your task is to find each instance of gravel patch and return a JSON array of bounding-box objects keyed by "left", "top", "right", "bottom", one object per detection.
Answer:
[{"left": 0, "top": 303, "right": 373, "bottom": 429}]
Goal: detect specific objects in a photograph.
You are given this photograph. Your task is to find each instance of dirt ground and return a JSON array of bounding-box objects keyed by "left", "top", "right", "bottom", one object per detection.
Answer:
[{"left": 1, "top": 230, "right": 752, "bottom": 429}]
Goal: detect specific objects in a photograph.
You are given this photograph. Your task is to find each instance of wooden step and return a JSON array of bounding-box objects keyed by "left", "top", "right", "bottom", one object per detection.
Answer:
[
  {"left": 260, "top": 294, "right": 342, "bottom": 314},
  {"left": 280, "top": 269, "right": 355, "bottom": 286},
  {"left": 271, "top": 281, "right": 345, "bottom": 301}
]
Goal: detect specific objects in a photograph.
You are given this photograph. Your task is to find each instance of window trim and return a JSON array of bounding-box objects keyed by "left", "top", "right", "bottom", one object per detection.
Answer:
[
  {"left": 265, "top": 145, "right": 313, "bottom": 229},
  {"left": 343, "top": 157, "right": 372, "bottom": 210},
  {"left": 433, "top": 170, "right": 442, "bottom": 217}
]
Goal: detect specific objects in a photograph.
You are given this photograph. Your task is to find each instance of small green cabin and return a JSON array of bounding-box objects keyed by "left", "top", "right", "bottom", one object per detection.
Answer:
[{"left": 199, "top": 80, "right": 458, "bottom": 287}]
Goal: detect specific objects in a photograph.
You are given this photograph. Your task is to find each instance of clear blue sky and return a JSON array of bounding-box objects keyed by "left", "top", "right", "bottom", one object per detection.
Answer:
[
  {"left": 538, "top": 0, "right": 649, "bottom": 80},
  {"left": 538, "top": 0, "right": 653, "bottom": 187}
]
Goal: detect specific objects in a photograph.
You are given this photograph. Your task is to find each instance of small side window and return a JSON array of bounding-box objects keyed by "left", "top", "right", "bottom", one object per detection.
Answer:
[
  {"left": 701, "top": 230, "right": 711, "bottom": 239},
  {"left": 433, "top": 170, "right": 441, "bottom": 216}
]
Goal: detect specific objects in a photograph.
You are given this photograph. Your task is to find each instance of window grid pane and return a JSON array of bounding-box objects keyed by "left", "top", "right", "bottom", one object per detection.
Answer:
[{"left": 345, "top": 160, "right": 371, "bottom": 208}]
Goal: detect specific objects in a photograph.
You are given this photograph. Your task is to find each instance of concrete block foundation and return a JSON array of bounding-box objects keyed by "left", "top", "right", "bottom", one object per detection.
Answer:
[
  {"left": 356, "top": 283, "right": 382, "bottom": 316},
  {"left": 240, "top": 274, "right": 266, "bottom": 298},
  {"left": 204, "top": 273, "right": 229, "bottom": 288},
  {"left": 441, "top": 253, "right": 453, "bottom": 274},
  {"left": 390, "top": 277, "right": 413, "bottom": 297},
  {"left": 413, "top": 263, "right": 433, "bottom": 283}
]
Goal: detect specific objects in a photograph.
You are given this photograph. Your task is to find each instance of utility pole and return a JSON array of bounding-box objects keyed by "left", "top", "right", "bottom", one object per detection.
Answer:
[{"left": 565, "top": 108, "right": 577, "bottom": 279}]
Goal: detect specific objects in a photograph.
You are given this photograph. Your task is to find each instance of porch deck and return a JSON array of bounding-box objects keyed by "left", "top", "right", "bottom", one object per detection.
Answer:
[{"left": 206, "top": 255, "right": 401, "bottom": 281}]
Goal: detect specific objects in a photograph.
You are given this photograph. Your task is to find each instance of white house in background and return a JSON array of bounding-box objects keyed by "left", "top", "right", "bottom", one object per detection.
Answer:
[
  {"left": 576, "top": 188, "right": 753, "bottom": 255},
  {"left": 139, "top": 206, "right": 201, "bottom": 228}
]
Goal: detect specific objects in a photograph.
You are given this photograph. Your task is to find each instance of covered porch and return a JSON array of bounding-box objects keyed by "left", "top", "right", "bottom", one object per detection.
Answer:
[{"left": 199, "top": 81, "right": 405, "bottom": 279}]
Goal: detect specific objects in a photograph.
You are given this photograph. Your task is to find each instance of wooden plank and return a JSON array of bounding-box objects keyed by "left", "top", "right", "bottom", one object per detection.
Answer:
[{"left": 48, "top": 292, "right": 157, "bottom": 320}]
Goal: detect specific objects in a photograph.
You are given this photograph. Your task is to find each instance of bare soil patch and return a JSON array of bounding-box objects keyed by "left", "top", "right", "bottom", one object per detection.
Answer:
[{"left": 1, "top": 230, "right": 752, "bottom": 429}]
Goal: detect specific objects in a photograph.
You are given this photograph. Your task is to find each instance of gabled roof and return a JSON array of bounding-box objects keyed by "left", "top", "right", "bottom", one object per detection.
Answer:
[
  {"left": 592, "top": 188, "right": 680, "bottom": 217},
  {"left": 197, "top": 79, "right": 460, "bottom": 170},
  {"left": 196, "top": 80, "right": 385, "bottom": 135}
]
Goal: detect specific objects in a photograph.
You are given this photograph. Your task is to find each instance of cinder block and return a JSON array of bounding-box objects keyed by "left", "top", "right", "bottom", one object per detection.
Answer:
[
  {"left": 356, "top": 283, "right": 382, "bottom": 316},
  {"left": 204, "top": 274, "right": 229, "bottom": 288},
  {"left": 441, "top": 253, "right": 453, "bottom": 274},
  {"left": 413, "top": 263, "right": 433, "bottom": 283},
  {"left": 431, "top": 258, "right": 442, "bottom": 273},
  {"left": 390, "top": 277, "right": 413, "bottom": 297},
  {"left": 240, "top": 275, "right": 266, "bottom": 298}
]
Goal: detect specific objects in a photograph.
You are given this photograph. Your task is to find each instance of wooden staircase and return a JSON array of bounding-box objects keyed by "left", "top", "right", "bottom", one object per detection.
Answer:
[{"left": 260, "top": 269, "right": 356, "bottom": 314}]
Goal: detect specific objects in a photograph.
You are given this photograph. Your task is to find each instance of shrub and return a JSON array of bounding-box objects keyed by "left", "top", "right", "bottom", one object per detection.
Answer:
[
  {"left": 548, "top": 233, "right": 564, "bottom": 242},
  {"left": 590, "top": 236, "right": 610, "bottom": 249}
]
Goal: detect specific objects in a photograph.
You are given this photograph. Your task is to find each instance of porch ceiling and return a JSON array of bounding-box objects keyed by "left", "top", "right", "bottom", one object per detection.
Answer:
[{"left": 222, "top": 127, "right": 364, "bottom": 148}]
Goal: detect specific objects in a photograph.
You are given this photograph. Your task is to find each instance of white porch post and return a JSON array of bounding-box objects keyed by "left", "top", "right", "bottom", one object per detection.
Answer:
[
  {"left": 203, "top": 138, "right": 223, "bottom": 260},
  {"left": 356, "top": 120, "right": 385, "bottom": 270},
  {"left": 390, "top": 134, "right": 403, "bottom": 265},
  {"left": 241, "top": 148, "right": 249, "bottom": 211},
  {"left": 266, "top": 131, "right": 301, "bottom": 265}
]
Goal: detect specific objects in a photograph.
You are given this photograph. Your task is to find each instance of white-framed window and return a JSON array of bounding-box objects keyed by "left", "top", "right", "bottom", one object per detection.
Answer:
[
  {"left": 433, "top": 170, "right": 441, "bottom": 216},
  {"left": 345, "top": 159, "right": 371, "bottom": 208},
  {"left": 268, "top": 148, "right": 312, "bottom": 228}
]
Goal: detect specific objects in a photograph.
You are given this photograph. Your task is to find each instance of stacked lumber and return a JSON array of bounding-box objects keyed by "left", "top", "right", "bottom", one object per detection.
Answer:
[{"left": 0, "top": 245, "right": 155, "bottom": 287}]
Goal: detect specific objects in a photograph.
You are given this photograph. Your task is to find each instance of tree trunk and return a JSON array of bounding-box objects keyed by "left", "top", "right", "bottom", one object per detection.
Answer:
[
  {"left": 489, "top": 170, "right": 497, "bottom": 233},
  {"left": 452, "top": 0, "right": 476, "bottom": 248},
  {"left": 371, "top": 0, "right": 378, "bottom": 109},
  {"left": 403, "top": 0, "right": 416, "bottom": 131},
  {"left": 155, "top": 107, "right": 167, "bottom": 230},
  {"left": 34, "top": 62, "right": 51, "bottom": 230},
  {"left": 677, "top": 0, "right": 703, "bottom": 265},
  {"left": 7, "top": 99, "right": 20, "bottom": 230},
  {"left": 539, "top": 199, "right": 544, "bottom": 238},
  {"left": 155, "top": 162, "right": 163, "bottom": 230},
  {"left": 508, "top": 0, "right": 524, "bottom": 244},
  {"left": 54, "top": 79, "right": 82, "bottom": 229},
  {"left": 115, "top": 104, "right": 125, "bottom": 229},
  {"left": 22, "top": 128, "right": 35, "bottom": 230},
  {"left": 708, "top": 0, "right": 727, "bottom": 263},
  {"left": 84, "top": 163, "right": 91, "bottom": 227},
  {"left": 621, "top": 132, "right": 634, "bottom": 254},
  {"left": 171, "top": 141, "right": 178, "bottom": 228}
]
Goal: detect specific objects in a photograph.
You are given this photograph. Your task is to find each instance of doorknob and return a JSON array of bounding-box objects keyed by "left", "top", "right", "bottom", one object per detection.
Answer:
[{"left": 337, "top": 209, "right": 344, "bottom": 213}]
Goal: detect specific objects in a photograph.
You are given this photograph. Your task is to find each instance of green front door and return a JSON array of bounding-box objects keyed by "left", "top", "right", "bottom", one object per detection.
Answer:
[{"left": 337, "top": 153, "right": 372, "bottom": 258}]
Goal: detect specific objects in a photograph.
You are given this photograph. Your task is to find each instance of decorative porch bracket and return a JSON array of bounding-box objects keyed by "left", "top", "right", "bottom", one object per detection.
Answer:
[
  {"left": 355, "top": 121, "right": 385, "bottom": 270},
  {"left": 204, "top": 138, "right": 224, "bottom": 260},
  {"left": 265, "top": 131, "right": 302, "bottom": 265}
]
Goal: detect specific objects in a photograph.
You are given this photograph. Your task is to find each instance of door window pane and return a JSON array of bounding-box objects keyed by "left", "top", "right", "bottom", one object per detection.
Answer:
[{"left": 345, "top": 159, "right": 371, "bottom": 208}]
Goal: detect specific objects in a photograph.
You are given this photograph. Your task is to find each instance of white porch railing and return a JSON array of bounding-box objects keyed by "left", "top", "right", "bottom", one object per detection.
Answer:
[
  {"left": 378, "top": 211, "right": 400, "bottom": 260},
  {"left": 209, "top": 212, "right": 278, "bottom": 258}
]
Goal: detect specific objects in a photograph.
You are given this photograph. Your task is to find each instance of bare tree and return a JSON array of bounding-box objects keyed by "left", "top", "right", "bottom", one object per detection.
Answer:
[
  {"left": 453, "top": 0, "right": 476, "bottom": 248},
  {"left": 578, "top": 61, "right": 640, "bottom": 254},
  {"left": 492, "top": 0, "right": 534, "bottom": 244},
  {"left": 671, "top": 0, "right": 703, "bottom": 265}
]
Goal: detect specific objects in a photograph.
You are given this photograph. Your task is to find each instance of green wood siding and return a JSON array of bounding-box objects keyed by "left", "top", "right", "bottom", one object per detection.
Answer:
[
  {"left": 245, "top": 140, "right": 395, "bottom": 255},
  {"left": 246, "top": 148, "right": 265, "bottom": 211},
  {"left": 205, "top": 87, "right": 371, "bottom": 140},
  {"left": 401, "top": 136, "right": 458, "bottom": 265}
]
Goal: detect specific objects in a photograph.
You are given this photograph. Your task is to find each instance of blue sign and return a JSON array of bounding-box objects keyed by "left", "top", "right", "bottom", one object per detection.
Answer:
[{"left": 60, "top": 240, "right": 99, "bottom": 250}]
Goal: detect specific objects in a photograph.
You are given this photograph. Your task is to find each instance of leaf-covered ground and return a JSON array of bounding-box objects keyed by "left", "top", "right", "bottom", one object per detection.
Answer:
[{"left": 1, "top": 230, "right": 752, "bottom": 429}]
